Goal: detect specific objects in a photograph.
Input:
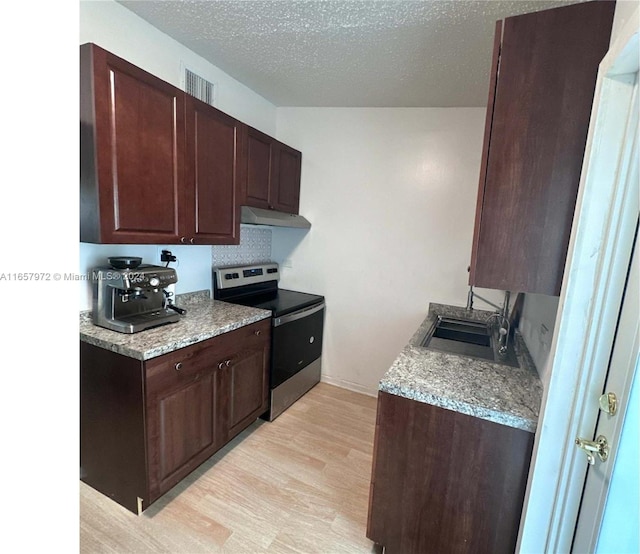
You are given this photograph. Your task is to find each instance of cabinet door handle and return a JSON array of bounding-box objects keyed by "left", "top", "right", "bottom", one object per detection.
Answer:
[
  {"left": 254, "top": 330, "right": 261, "bottom": 336},
  {"left": 175, "top": 362, "right": 183, "bottom": 371},
  {"left": 225, "top": 359, "right": 231, "bottom": 367},
  {"left": 218, "top": 362, "right": 225, "bottom": 370},
  {"left": 189, "top": 238, "right": 194, "bottom": 244},
  {"left": 180, "top": 237, "right": 186, "bottom": 244}
]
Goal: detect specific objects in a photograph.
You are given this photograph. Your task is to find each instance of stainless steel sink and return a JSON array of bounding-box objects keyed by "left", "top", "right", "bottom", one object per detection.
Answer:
[{"left": 421, "top": 316, "right": 519, "bottom": 367}]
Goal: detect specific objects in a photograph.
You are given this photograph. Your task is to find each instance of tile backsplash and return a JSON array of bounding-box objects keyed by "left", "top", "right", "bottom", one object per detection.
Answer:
[{"left": 211, "top": 226, "right": 272, "bottom": 267}]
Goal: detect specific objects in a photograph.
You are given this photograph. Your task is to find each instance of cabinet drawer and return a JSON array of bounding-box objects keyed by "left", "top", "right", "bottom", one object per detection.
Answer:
[
  {"left": 146, "top": 340, "right": 222, "bottom": 392},
  {"left": 210, "top": 319, "right": 270, "bottom": 357},
  {"left": 228, "top": 319, "right": 270, "bottom": 350},
  {"left": 145, "top": 320, "right": 270, "bottom": 392}
]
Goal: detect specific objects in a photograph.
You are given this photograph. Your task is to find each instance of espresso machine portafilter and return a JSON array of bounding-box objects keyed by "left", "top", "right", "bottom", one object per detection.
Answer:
[{"left": 91, "top": 257, "right": 185, "bottom": 334}]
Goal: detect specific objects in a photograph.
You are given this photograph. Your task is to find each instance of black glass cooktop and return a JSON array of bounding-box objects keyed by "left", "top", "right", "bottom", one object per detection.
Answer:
[{"left": 232, "top": 288, "right": 324, "bottom": 318}]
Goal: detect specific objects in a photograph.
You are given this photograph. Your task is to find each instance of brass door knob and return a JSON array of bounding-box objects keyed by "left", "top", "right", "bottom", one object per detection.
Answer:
[
  {"left": 599, "top": 392, "right": 617, "bottom": 415},
  {"left": 575, "top": 435, "right": 609, "bottom": 465}
]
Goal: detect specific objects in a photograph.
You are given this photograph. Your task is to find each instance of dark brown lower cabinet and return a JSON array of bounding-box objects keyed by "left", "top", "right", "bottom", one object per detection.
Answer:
[
  {"left": 367, "top": 391, "right": 534, "bottom": 554},
  {"left": 80, "top": 319, "right": 270, "bottom": 513}
]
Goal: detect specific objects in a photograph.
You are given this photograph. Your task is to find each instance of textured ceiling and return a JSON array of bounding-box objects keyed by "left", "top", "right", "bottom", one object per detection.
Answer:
[{"left": 117, "top": 0, "right": 583, "bottom": 107}]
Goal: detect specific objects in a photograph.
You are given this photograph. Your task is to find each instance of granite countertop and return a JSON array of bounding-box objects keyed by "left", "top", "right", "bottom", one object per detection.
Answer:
[
  {"left": 80, "top": 290, "right": 271, "bottom": 361},
  {"left": 379, "top": 303, "right": 543, "bottom": 432}
]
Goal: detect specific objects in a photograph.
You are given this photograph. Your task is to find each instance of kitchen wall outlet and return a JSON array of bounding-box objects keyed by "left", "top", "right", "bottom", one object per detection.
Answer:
[
  {"left": 539, "top": 323, "right": 550, "bottom": 347},
  {"left": 157, "top": 246, "right": 179, "bottom": 267},
  {"left": 160, "top": 249, "right": 177, "bottom": 264},
  {"left": 157, "top": 246, "right": 168, "bottom": 264}
]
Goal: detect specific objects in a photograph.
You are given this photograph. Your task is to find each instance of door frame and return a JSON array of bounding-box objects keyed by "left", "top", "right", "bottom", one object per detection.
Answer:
[
  {"left": 517, "top": 11, "right": 640, "bottom": 554},
  {"left": 573, "top": 225, "right": 639, "bottom": 552}
]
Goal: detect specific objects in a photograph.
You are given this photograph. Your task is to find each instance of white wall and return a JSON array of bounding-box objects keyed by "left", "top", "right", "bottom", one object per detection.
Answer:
[
  {"left": 519, "top": 293, "right": 560, "bottom": 381},
  {"left": 273, "top": 108, "right": 504, "bottom": 395},
  {"left": 79, "top": 0, "right": 278, "bottom": 310},
  {"left": 80, "top": 0, "right": 277, "bottom": 134}
]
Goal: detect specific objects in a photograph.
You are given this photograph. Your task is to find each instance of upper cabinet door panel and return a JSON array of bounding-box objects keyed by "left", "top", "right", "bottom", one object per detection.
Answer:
[
  {"left": 245, "top": 127, "right": 272, "bottom": 209},
  {"left": 471, "top": 1, "right": 615, "bottom": 295},
  {"left": 469, "top": 20, "right": 503, "bottom": 288},
  {"left": 185, "top": 97, "right": 241, "bottom": 244},
  {"left": 88, "top": 45, "right": 184, "bottom": 243},
  {"left": 272, "top": 143, "right": 301, "bottom": 214}
]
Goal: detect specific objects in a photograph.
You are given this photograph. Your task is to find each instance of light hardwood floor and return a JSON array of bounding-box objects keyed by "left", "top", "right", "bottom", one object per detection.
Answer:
[{"left": 80, "top": 382, "right": 380, "bottom": 553}]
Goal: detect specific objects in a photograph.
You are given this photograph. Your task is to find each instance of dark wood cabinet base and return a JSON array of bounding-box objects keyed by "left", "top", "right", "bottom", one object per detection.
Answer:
[
  {"left": 367, "top": 392, "right": 534, "bottom": 554},
  {"left": 80, "top": 320, "right": 270, "bottom": 514},
  {"left": 80, "top": 343, "right": 148, "bottom": 513}
]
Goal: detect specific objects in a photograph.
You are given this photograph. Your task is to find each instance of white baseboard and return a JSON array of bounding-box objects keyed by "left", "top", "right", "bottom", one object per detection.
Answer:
[{"left": 320, "top": 375, "right": 378, "bottom": 398}]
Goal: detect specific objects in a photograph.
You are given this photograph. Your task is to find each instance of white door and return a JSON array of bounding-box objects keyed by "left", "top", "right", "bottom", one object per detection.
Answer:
[{"left": 572, "top": 229, "right": 639, "bottom": 552}]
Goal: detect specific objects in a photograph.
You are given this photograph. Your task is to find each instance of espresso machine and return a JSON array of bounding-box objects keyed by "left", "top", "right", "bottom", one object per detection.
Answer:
[{"left": 91, "top": 257, "right": 185, "bottom": 334}]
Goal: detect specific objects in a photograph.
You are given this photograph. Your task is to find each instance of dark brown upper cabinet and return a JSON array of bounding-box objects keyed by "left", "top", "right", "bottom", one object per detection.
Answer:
[
  {"left": 469, "top": 1, "right": 615, "bottom": 296},
  {"left": 80, "top": 43, "right": 185, "bottom": 244},
  {"left": 244, "top": 126, "right": 301, "bottom": 214},
  {"left": 184, "top": 95, "right": 243, "bottom": 244},
  {"left": 80, "top": 43, "right": 242, "bottom": 245}
]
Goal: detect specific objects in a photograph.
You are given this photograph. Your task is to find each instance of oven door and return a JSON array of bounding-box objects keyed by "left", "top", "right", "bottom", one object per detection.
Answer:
[{"left": 271, "top": 302, "right": 325, "bottom": 389}]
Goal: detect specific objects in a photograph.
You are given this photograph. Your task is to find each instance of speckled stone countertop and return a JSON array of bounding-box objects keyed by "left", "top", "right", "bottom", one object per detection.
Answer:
[
  {"left": 80, "top": 290, "right": 271, "bottom": 361},
  {"left": 379, "top": 303, "right": 543, "bottom": 433}
]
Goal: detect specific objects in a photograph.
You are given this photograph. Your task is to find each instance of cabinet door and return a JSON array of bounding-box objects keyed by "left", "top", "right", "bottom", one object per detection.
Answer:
[
  {"left": 219, "top": 320, "right": 270, "bottom": 440},
  {"left": 226, "top": 342, "right": 269, "bottom": 439},
  {"left": 271, "top": 142, "right": 301, "bottom": 214},
  {"left": 81, "top": 43, "right": 184, "bottom": 244},
  {"left": 245, "top": 126, "right": 273, "bottom": 210},
  {"left": 469, "top": 2, "right": 615, "bottom": 295},
  {"left": 184, "top": 96, "right": 243, "bottom": 244},
  {"left": 146, "top": 344, "right": 225, "bottom": 501}
]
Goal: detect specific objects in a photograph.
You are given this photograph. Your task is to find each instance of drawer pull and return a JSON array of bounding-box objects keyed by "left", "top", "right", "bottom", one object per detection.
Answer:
[
  {"left": 175, "top": 362, "right": 183, "bottom": 371},
  {"left": 218, "top": 362, "right": 225, "bottom": 370},
  {"left": 225, "top": 359, "right": 231, "bottom": 367}
]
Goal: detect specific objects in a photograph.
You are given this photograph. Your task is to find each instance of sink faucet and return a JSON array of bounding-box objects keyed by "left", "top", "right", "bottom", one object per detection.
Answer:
[
  {"left": 466, "top": 286, "right": 512, "bottom": 355},
  {"left": 487, "top": 312, "right": 510, "bottom": 354}
]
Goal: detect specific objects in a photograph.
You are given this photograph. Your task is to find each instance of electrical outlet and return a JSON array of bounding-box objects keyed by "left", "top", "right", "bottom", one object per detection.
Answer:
[
  {"left": 539, "top": 323, "right": 550, "bottom": 347},
  {"left": 157, "top": 246, "right": 168, "bottom": 264},
  {"left": 160, "top": 249, "right": 177, "bottom": 263},
  {"left": 156, "top": 246, "right": 177, "bottom": 265}
]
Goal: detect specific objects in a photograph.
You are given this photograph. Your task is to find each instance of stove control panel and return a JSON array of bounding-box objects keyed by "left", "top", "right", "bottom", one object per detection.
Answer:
[
  {"left": 243, "top": 268, "right": 263, "bottom": 278},
  {"left": 214, "top": 262, "right": 279, "bottom": 290}
]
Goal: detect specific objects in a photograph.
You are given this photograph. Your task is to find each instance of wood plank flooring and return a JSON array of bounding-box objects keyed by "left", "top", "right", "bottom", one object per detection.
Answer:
[{"left": 80, "top": 383, "right": 380, "bottom": 553}]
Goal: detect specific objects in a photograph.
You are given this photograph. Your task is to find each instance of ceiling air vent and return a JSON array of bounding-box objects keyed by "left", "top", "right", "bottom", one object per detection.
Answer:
[{"left": 183, "top": 67, "right": 215, "bottom": 106}]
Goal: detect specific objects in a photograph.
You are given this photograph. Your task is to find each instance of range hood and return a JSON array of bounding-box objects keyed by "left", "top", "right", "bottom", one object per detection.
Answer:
[{"left": 240, "top": 206, "right": 311, "bottom": 229}]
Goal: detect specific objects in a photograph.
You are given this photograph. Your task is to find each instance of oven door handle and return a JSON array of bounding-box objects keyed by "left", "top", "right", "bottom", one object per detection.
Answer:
[{"left": 273, "top": 302, "right": 325, "bottom": 327}]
